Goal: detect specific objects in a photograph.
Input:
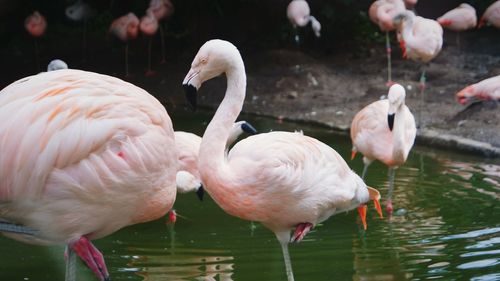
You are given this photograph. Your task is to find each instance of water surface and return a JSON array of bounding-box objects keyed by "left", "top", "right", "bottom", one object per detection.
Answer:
[{"left": 1, "top": 109, "right": 499, "bottom": 281}]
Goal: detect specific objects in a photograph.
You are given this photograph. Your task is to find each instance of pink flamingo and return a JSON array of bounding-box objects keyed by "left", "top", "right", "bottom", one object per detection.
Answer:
[
  {"left": 368, "top": 0, "right": 406, "bottom": 86},
  {"left": 456, "top": 75, "right": 500, "bottom": 105},
  {"left": 169, "top": 121, "right": 257, "bottom": 224},
  {"left": 286, "top": 0, "right": 321, "bottom": 44},
  {"left": 351, "top": 84, "right": 416, "bottom": 214},
  {"left": 65, "top": 0, "right": 94, "bottom": 62},
  {"left": 147, "top": 0, "right": 174, "bottom": 64},
  {"left": 393, "top": 10, "right": 443, "bottom": 127},
  {"left": 437, "top": 3, "right": 477, "bottom": 48},
  {"left": 24, "top": 11, "right": 47, "bottom": 72},
  {"left": 140, "top": 12, "right": 159, "bottom": 76},
  {"left": 109, "top": 13, "right": 139, "bottom": 77},
  {"left": 478, "top": 0, "right": 500, "bottom": 28},
  {"left": 404, "top": 0, "right": 417, "bottom": 9},
  {"left": 182, "top": 39, "right": 383, "bottom": 281},
  {"left": 0, "top": 69, "right": 177, "bottom": 281}
]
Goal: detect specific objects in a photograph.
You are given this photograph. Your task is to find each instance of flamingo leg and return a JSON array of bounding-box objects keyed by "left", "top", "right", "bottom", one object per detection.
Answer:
[
  {"left": 33, "top": 38, "right": 40, "bottom": 72},
  {"left": 294, "top": 27, "right": 300, "bottom": 46},
  {"left": 361, "top": 163, "right": 370, "bottom": 180},
  {"left": 159, "top": 23, "right": 166, "bottom": 64},
  {"left": 418, "top": 67, "right": 427, "bottom": 128},
  {"left": 386, "top": 167, "right": 396, "bottom": 214},
  {"left": 385, "top": 31, "right": 393, "bottom": 87},
  {"left": 280, "top": 241, "right": 295, "bottom": 281},
  {"left": 145, "top": 37, "right": 155, "bottom": 76},
  {"left": 125, "top": 43, "right": 129, "bottom": 77},
  {"left": 65, "top": 246, "right": 77, "bottom": 281},
  {"left": 290, "top": 222, "right": 313, "bottom": 243}
]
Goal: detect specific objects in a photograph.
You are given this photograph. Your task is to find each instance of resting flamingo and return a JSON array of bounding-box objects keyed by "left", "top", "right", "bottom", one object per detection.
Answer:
[
  {"left": 109, "top": 13, "right": 140, "bottom": 77},
  {"left": 437, "top": 3, "right": 477, "bottom": 48},
  {"left": 478, "top": 0, "right": 500, "bottom": 28},
  {"left": 65, "top": 0, "right": 94, "bottom": 62},
  {"left": 351, "top": 84, "right": 416, "bottom": 214},
  {"left": 286, "top": 0, "right": 321, "bottom": 44},
  {"left": 140, "top": 12, "right": 159, "bottom": 76},
  {"left": 368, "top": 0, "right": 406, "bottom": 86},
  {"left": 456, "top": 75, "right": 500, "bottom": 105},
  {"left": 147, "top": 0, "right": 175, "bottom": 63},
  {"left": 24, "top": 11, "right": 47, "bottom": 72},
  {"left": 0, "top": 69, "right": 178, "bottom": 281},
  {"left": 182, "top": 39, "right": 382, "bottom": 281},
  {"left": 393, "top": 10, "right": 443, "bottom": 127},
  {"left": 169, "top": 121, "right": 257, "bottom": 224}
]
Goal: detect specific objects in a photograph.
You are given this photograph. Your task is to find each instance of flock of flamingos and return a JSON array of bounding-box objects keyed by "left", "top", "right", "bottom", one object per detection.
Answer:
[{"left": 3, "top": 0, "right": 500, "bottom": 281}]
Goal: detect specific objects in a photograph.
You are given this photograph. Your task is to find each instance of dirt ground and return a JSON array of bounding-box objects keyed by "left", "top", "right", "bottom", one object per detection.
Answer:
[{"left": 1, "top": 29, "right": 499, "bottom": 158}]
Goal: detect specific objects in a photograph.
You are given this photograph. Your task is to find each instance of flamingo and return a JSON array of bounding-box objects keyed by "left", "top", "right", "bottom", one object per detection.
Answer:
[
  {"left": 182, "top": 39, "right": 383, "bottom": 281},
  {"left": 368, "top": 0, "right": 406, "bottom": 86},
  {"left": 109, "top": 13, "right": 140, "bottom": 77},
  {"left": 404, "top": 0, "right": 417, "bottom": 10},
  {"left": 456, "top": 75, "right": 500, "bottom": 105},
  {"left": 65, "top": 0, "right": 94, "bottom": 62},
  {"left": 351, "top": 84, "right": 416, "bottom": 214},
  {"left": 286, "top": 0, "right": 321, "bottom": 44},
  {"left": 147, "top": 0, "right": 174, "bottom": 64},
  {"left": 0, "top": 69, "right": 178, "bottom": 281},
  {"left": 437, "top": 3, "right": 477, "bottom": 48},
  {"left": 140, "top": 12, "right": 159, "bottom": 76},
  {"left": 24, "top": 11, "right": 47, "bottom": 72},
  {"left": 478, "top": 0, "right": 500, "bottom": 28},
  {"left": 169, "top": 121, "right": 257, "bottom": 224},
  {"left": 47, "top": 59, "right": 68, "bottom": 71},
  {"left": 393, "top": 10, "right": 443, "bottom": 127}
]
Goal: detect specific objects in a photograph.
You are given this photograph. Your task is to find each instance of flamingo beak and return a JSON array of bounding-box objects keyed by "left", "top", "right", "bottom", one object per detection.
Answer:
[
  {"left": 357, "top": 205, "right": 367, "bottom": 230},
  {"left": 196, "top": 185, "right": 204, "bottom": 201},
  {"left": 183, "top": 84, "right": 198, "bottom": 111},
  {"left": 388, "top": 113, "right": 395, "bottom": 131},
  {"left": 373, "top": 198, "right": 383, "bottom": 218},
  {"left": 241, "top": 122, "right": 258, "bottom": 135},
  {"left": 351, "top": 150, "right": 357, "bottom": 160},
  {"left": 70, "top": 237, "right": 110, "bottom": 281}
]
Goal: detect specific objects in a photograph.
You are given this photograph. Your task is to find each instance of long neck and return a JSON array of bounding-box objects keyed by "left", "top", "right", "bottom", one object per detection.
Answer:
[
  {"left": 199, "top": 64, "right": 246, "bottom": 188},
  {"left": 402, "top": 14, "right": 416, "bottom": 47},
  {"left": 391, "top": 104, "right": 407, "bottom": 164}
]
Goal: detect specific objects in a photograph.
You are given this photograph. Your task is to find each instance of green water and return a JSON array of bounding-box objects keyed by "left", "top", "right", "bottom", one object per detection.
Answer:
[{"left": 1, "top": 108, "right": 499, "bottom": 281}]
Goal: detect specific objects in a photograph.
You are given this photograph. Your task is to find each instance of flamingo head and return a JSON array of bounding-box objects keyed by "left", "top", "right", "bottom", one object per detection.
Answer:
[
  {"left": 176, "top": 170, "right": 204, "bottom": 201},
  {"left": 387, "top": 84, "right": 406, "bottom": 131},
  {"left": 182, "top": 39, "right": 244, "bottom": 110},
  {"left": 455, "top": 85, "right": 476, "bottom": 105}
]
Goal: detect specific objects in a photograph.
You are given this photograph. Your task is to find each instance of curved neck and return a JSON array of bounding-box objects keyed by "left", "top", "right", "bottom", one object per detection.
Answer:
[
  {"left": 391, "top": 104, "right": 407, "bottom": 164},
  {"left": 401, "top": 14, "right": 416, "bottom": 46},
  {"left": 199, "top": 65, "right": 246, "bottom": 186}
]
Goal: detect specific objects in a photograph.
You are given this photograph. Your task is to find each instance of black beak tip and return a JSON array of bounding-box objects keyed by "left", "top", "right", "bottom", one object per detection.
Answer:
[
  {"left": 182, "top": 83, "right": 198, "bottom": 111},
  {"left": 388, "top": 113, "right": 395, "bottom": 131},
  {"left": 241, "top": 122, "right": 258, "bottom": 135},
  {"left": 196, "top": 185, "right": 204, "bottom": 201}
]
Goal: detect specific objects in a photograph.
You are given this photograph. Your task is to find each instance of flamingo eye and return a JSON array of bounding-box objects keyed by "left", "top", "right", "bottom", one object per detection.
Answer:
[{"left": 200, "top": 58, "right": 208, "bottom": 64}]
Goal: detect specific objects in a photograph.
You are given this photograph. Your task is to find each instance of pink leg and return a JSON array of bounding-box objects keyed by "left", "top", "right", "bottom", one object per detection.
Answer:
[
  {"left": 166, "top": 209, "right": 177, "bottom": 225},
  {"left": 69, "top": 236, "right": 109, "bottom": 281},
  {"left": 386, "top": 199, "right": 393, "bottom": 214},
  {"left": 290, "top": 222, "right": 313, "bottom": 243}
]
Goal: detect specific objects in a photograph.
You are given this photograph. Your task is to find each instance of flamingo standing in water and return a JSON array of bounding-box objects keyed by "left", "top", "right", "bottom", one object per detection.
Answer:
[
  {"left": 24, "top": 11, "right": 47, "bottom": 72},
  {"left": 109, "top": 13, "right": 139, "bottom": 77},
  {"left": 140, "top": 12, "right": 159, "bottom": 76},
  {"left": 393, "top": 10, "right": 443, "bottom": 127},
  {"left": 169, "top": 121, "right": 257, "bottom": 224},
  {"left": 147, "top": 0, "right": 174, "bottom": 64},
  {"left": 478, "top": 0, "right": 500, "bottom": 28},
  {"left": 0, "top": 69, "right": 178, "bottom": 281},
  {"left": 456, "top": 75, "right": 500, "bottom": 105},
  {"left": 65, "top": 0, "right": 94, "bottom": 62},
  {"left": 351, "top": 84, "right": 416, "bottom": 214},
  {"left": 286, "top": 0, "right": 321, "bottom": 44},
  {"left": 182, "top": 39, "right": 383, "bottom": 281},
  {"left": 437, "top": 3, "right": 477, "bottom": 48},
  {"left": 368, "top": 0, "right": 405, "bottom": 86}
]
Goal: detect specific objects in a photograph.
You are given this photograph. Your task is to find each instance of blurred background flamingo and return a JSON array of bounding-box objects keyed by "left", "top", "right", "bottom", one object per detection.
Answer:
[
  {"left": 109, "top": 12, "right": 139, "bottom": 77},
  {"left": 140, "top": 12, "right": 159, "bottom": 76},
  {"left": 437, "top": 3, "right": 477, "bottom": 49},
  {"left": 24, "top": 11, "right": 47, "bottom": 72},
  {"left": 286, "top": 0, "right": 321, "bottom": 44},
  {"left": 65, "top": 0, "right": 94, "bottom": 62},
  {"left": 478, "top": 0, "right": 500, "bottom": 28},
  {"left": 456, "top": 75, "right": 500, "bottom": 105},
  {"left": 147, "top": 0, "right": 174, "bottom": 64},
  {"left": 351, "top": 84, "right": 416, "bottom": 214}
]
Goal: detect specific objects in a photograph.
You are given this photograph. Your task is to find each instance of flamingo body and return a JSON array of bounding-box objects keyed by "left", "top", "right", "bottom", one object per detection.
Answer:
[
  {"left": 147, "top": 0, "right": 174, "bottom": 21},
  {"left": 370, "top": 0, "right": 406, "bottom": 31},
  {"left": 140, "top": 12, "right": 159, "bottom": 36},
  {"left": 25, "top": 11, "right": 46, "bottom": 37},
  {"left": 479, "top": 0, "right": 500, "bottom": 28},
  {"left": 0, "top": 69, "right": 177, "bottom": 280},
  {"left": 287, "top": 0, "right": 321, "bottom": 38},
  {"left": 456, "top": 75, "right": 500, "bottom": 105},
  {"left": 437, "top": 3, "right": 477, "bottom": 31},
  {"left": 109, "top": 13, "right": 139, "bottom": 42},
  {"left": 65, "top": 0, "right": 93, "bottom": 22}
]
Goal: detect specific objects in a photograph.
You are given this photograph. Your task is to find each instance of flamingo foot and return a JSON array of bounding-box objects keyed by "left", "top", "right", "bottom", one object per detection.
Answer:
[
  {"left": 144, "top": 70, "right": 156, "bottom": 77},
  {"left": 69, "top": 237, "right": 110, "bottom": 281},
  {"left": 166, "top": 210, "right": 177, "bottom": 225},
  {"left": 386, "top": 200, "right": 394, "bottom": 215},
  {"left": 290, "top": 222, "right": 313, "bottom": 243}
]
